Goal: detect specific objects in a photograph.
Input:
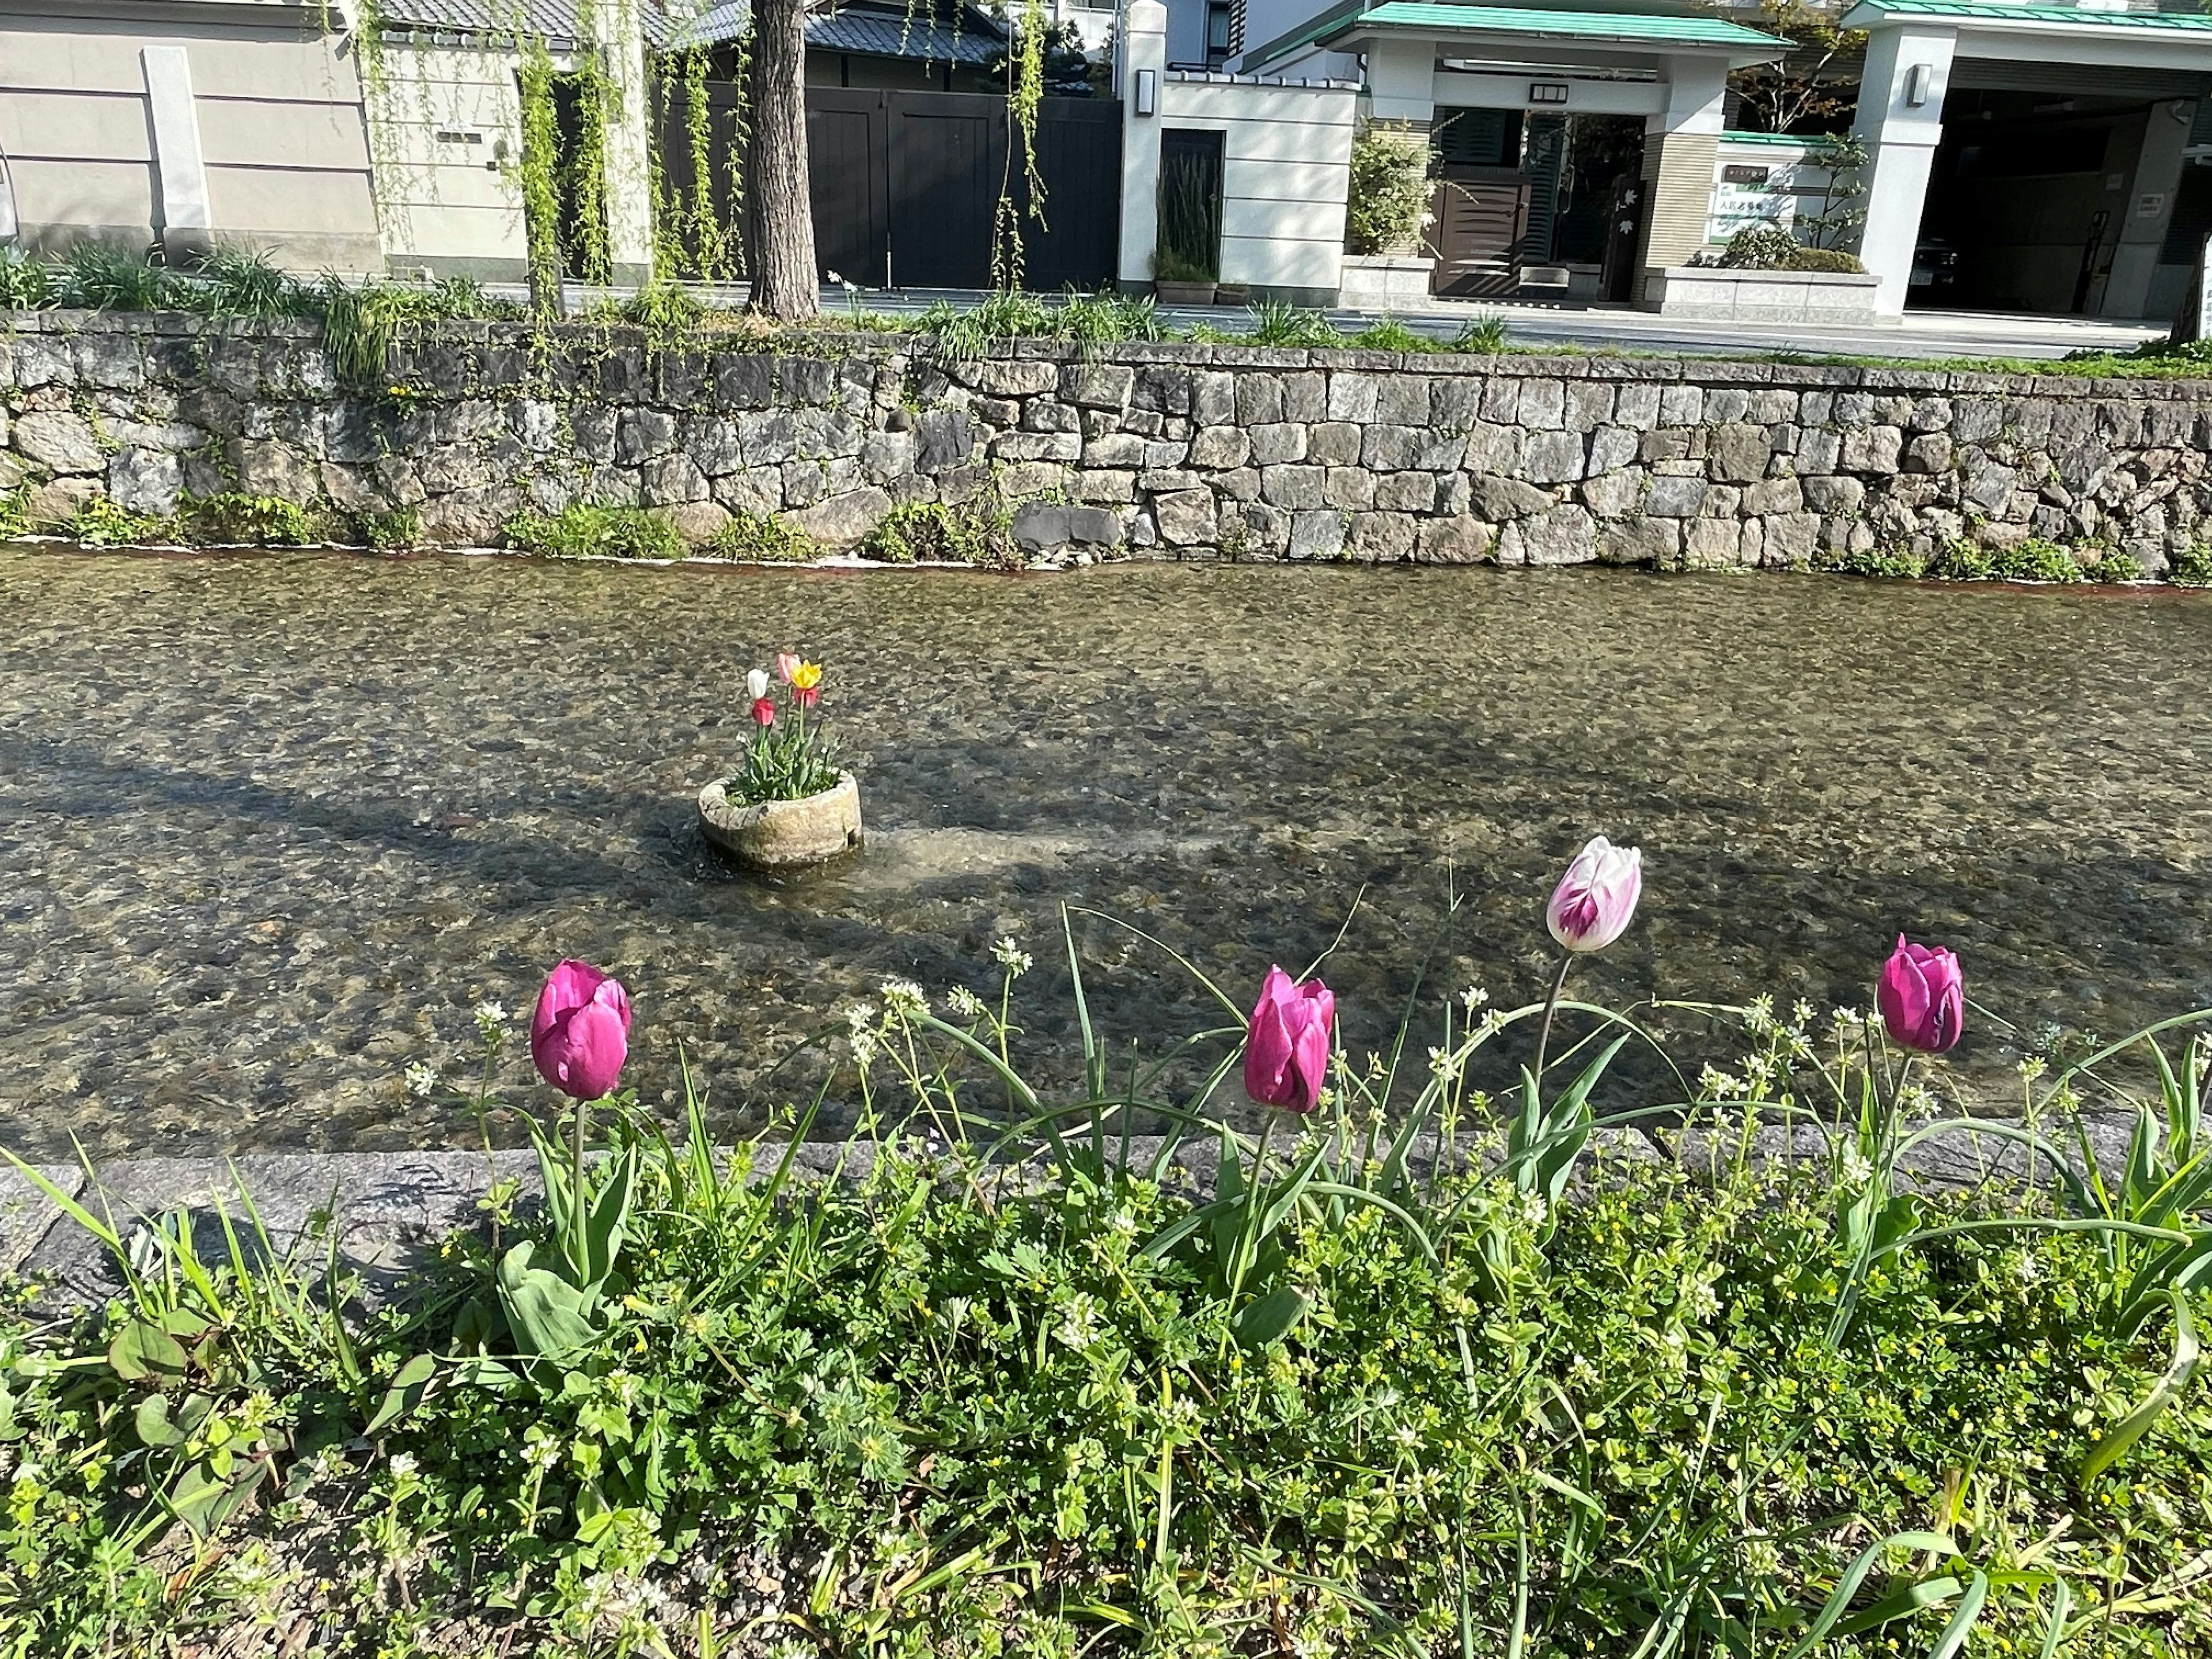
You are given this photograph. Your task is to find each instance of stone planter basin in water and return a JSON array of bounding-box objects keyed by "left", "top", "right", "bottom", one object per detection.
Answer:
[{"left": 699, "top": 771, "right": 863, "bottom": 870}]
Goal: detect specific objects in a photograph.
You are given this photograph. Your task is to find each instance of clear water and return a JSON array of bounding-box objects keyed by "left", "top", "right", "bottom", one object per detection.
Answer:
[{"left": 4, "top": 547, "right": 2209, "bottom": 1160}]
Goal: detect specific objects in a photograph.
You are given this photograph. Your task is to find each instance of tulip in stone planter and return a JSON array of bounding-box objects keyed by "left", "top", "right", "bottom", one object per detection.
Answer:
[
  {"left": 700, "top": 653, "right": 863, "bottom": 870},
  {"left": 699, "top": 770, "right": 863, "bottom": 870}
]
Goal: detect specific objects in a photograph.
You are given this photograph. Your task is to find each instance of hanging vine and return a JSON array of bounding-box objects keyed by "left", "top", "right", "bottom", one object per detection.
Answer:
[{"left": 988, "top": 0, "right": 1050, "bottom": 292}]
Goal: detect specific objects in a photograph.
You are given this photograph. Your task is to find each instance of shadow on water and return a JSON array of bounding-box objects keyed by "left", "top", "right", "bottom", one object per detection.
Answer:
[{"left": 2, "top": 547, "right": 2209, "bottom": 1158}]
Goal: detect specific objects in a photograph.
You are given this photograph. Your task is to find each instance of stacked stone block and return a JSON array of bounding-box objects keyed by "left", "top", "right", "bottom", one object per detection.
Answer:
[{"left": 5, "top": 312, "right": 2210, "bottom": 575}]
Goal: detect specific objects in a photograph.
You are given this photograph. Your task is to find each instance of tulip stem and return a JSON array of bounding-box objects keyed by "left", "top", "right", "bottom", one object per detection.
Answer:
[
  {"left": 572, "top": 1097, "right": 590, "bottom": 1281},
  {"left": 1531, "top": 956, "right": 1574, "bottom": 1090}
]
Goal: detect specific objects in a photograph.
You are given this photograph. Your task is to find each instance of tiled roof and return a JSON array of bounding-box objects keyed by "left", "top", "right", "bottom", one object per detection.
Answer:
[
  {"left": 1841, "top": 0, "right": 2212, "bottom": 26},
  {"left": 808, "top": 6, "right": 1005, "bottom": 63},
  {"left": 370, "top": 0, "right": 1004, "bottom": 55},
  {"left": 1244, "top": 0, "right": 1791, "bottom": 70}
]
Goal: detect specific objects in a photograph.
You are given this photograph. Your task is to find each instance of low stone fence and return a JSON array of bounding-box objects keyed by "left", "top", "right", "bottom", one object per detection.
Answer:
[{"left": 5, "top": 310, "right": 2211, "bottom": 574}]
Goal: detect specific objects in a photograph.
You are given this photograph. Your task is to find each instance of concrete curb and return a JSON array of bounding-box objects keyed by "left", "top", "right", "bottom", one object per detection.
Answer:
[{"left": 3, "top": 1112, "right": 2140, "bottom": 1307}]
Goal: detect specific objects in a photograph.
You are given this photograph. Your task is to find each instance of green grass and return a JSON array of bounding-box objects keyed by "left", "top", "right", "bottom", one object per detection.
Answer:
[
  {"left": 501, "top": 501, "right": 688, "bottom": 560},
  {"left": 857, "top": 496, "right": 1025, "bottom": 567},
  {"left": 69, "top": 497, "right": 170, "bottom": 547}
]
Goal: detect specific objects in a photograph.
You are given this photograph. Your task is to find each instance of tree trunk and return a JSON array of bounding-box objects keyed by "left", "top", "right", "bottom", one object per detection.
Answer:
[{"left": 744, "top": 0, "right": 819, "bottom": 321}]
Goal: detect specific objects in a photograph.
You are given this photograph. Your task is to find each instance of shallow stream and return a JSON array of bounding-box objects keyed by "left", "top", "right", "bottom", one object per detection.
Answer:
[{"left": 4, "top": 548, "right": 2209, "bottom": 1158}]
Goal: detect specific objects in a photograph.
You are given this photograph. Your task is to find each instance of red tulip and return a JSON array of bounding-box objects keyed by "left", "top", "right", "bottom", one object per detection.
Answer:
[
  {"left": 531, "top": 960, "right": 632, "bottom": 1100},
  {"left": 751, "top": 696, "right": 776, "bottom": 726},
  {"left": 1244, "top": 965, "right": 1334, "bottom": 1113},
  {"left": 1877, "top": 936, "right": 1963, "bottom": 1054}
]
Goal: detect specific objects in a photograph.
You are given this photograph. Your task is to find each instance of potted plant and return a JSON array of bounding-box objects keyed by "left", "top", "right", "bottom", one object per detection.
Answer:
[{"left": 697, "top": 652, "right": 863, "bottom": 870}]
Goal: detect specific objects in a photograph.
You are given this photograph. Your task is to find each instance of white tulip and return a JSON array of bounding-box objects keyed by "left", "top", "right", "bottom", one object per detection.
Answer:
[{"left": 746, "top": 668, "right": 770, "bottom": 701}]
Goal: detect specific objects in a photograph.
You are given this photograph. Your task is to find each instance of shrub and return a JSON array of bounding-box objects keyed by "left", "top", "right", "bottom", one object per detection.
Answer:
[
  {"left": 185, "top": 493, "right": 317, "bottom": 547},
  {"left": 1925, "top": 538, "right": 1994, "bottom": 580},
  {"left": 346, "top": 507, "right": 421, "bottom": 551},
  {"left": 51, "top": 241, "right": 176, "bottom": 310},
  {"left": 2075, "top": 543, "right": 2144, "bottom": 584},
  {"left": 70, "top": 497, "right": 169, "bottom": 547},
  {"left": 1986, "top": 536, "right": 2083, "bottom": 584},
  {"left": 0, "top": 248, "right": 51, "bottom": 310},
  {"left": 1818, "top": 542, "right": 1926, "bottom": 578},
  {"left": 2169, "top": 541, "right": 2212, "bottom": 585},
  {"left": 1711, "top": 224, "right": 1866, "bottom": 274},
  {"left": 1785, "top": 245, "right": 1866, "bottom": 274},
  {"left": 0, "top": 483, "right": 31, "bottom": 541},
  {"left": 502, "top": 501, "right": 687, "bottom": 560},
  {"left": 858, "top": 497, "right": 1022, "bottom": 567},
  {"left": 1348, "top": 316, "right": 1431, "bottom": 353},
  {"left": 1244, "top": 298, "right": 1343, "bottom": 349},
  {"left": 1345, "top": 120, "right": 1433, "bottom": 256},
  {"left": 706, "top": 508, "right": 815, "bottom": 562},
  {"left": 1452, "top": 312, "right": 1509, "bottom": 354}
]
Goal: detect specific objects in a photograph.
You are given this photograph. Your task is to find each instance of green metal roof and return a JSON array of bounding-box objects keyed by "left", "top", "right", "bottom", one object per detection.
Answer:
[
  {"left": 1244, "top": 0, "right": 1791, "bottom": 70},
  {"left": 1840, "top": 0, "right": 2212, "bottom": 29}
]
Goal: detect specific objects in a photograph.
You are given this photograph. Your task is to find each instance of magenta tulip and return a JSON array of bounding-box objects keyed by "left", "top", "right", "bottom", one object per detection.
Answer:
[
  {"left": 531, "top": 960, "right": 632, "bottom": 1100},
  {"left": 1244, "top": 965, "right": 1334, "bottom": 1113},
  {"left": 1877, "top": 936, "right": 1963, "bottom": 1054},
  {"left": 1546, "top": 835, "right": 1643, "bottom": 953}
]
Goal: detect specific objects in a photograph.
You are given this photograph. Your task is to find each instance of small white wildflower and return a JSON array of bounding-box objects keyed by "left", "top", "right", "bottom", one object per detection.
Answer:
[
  {"left": 473, "top": 999, "right": 506, "bottom": 1027},
  {"left": 1698, "top": 1064, "right": 1747, "bottom": 1100},
  {"left": 1791, "top": 999, "right": 1815, "bottom": 1029},
  {"left": 1427, "top": 1045, "right": 1459, "bottom": 1079},
  {"left": 1520, "top": 1191, "right": 1549, "bottom": 1229},
  {"left": 850, "top": 1028, "right": 881, "bottom": 1070},
  {"left": 946, "top": 986, "right": 987, "bottom": 1020},
  {"left": 1838, "top": 1143, "right": 1874, "bottom": 1186},
  {"left": 1055, "top": 1291, "right": 1103, "bottom": 1351},
  {"left": 991, "top": 936, "right": 1033, "bottom": 975},
  {"left": 880, "top": 978, "right": 927, "bottom": 1016},
  {"left": 388, "top": 1452, "right": 418, "bottom": 1478},
  {"left": 2015, "top": 1251, "right": 2046, "bottom": 1286},
  {"left": 2018, "top": 1055, "right": 2048, "bottom": 1083},
  {"left": 1460, "top": 985, "right": 1490, "bottom": 1013},
  {"left": 404, "top": 1063, "right": 437, "bottom": 1099},
  {"left": 844, "top": 1001, "right": 877, "bottom": 1035}
]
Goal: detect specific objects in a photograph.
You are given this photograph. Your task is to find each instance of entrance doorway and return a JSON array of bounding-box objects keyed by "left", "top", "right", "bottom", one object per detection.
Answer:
[
  {"left": 1916, "top": 89, "right": 2146, "bottom": 314},
  {"left": 1425, "top": 108, "right": 1645, "bottom": 300}
]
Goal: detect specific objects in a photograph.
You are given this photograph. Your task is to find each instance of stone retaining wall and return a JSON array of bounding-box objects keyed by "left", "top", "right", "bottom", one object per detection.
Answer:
[{"left": 6, "top": 310, "right": 2211, "bottom": 574}]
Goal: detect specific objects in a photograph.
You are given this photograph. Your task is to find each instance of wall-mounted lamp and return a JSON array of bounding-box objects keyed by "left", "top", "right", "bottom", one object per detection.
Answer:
[
  {"left": 1904, "top": 62, "right": 1932, "bottom": 108},
  {"left": 1135, "top": 68, "right": 1157, "bottom": 116},
  {"left": 1529, "top": 81, "right": 1569, "bottom": 105}
]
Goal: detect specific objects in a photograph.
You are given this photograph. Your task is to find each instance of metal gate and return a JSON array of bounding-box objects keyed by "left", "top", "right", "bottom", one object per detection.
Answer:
[
  {"left": 1427, "top": 165, "right": 1530, "bottom": 298},
  {"left": 805, "top": 89, "right": 1122, "bottom": 290}
]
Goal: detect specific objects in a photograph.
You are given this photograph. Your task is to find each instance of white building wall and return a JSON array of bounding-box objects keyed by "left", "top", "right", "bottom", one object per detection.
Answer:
[
  {"left": 1158, "top": 73, "right": 1357, "bottom": 300},
  {"left": 0, "top": 2, "right": 380, "bottom": 270},
  {"left": 363, "top": 27, "right": 653, "bottom": 282}
]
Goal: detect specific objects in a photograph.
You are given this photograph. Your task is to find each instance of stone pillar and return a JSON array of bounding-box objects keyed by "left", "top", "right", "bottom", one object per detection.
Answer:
[
  {"left": 1633, "top": 57, "right": 1727, "bottom": 306},
  {"left": 142, "top": 46, "right": 213, "bottom": 265},
  {"left": 1117, "top": 0, "right": 1168, "bottom": 290},
  {"left": 1850, "top": 22, "right": 1956, "bottom": 318}
]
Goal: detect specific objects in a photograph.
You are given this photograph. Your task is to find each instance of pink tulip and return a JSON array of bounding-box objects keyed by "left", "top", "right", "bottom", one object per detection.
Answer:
[
  {"left": 775, "top": 652, "right": 803, "bottom": 684},
  {"left": 751, "top": 696, "right": 776, "bottom": 726},
  {"left": 1546, "top": 835, "right": 1643, "bottom": 953},
  {"left": 1244, "top": 965, "right": 1334, "bottom": 1113},
  {"left": 531, "top": 960, "right": 632, "bottom": 1100},
  {"left": 1877, "top": 936, "right": 1963, "bottom": 1054}
]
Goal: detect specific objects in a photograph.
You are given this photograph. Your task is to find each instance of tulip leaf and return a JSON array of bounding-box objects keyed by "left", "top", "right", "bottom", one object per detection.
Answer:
[
  {"left": 108, "top": 1317, "right": 188, "bottom": 1384},
  {"left": 496, "top": 1242, "right": 601, "bottom": 1362},
  {"left": 2084, "top": 1289, "right": 2198, "bottom": 1485},
  {"left": 1234, "top": 1286, "right": 1310, "bottom": 1350},
  {"left": 366, "top": 1353, "right": 440, "bottom": 1435},
  {"left": 134, "top": 1394, "right": 185, "bottom": 1449}
]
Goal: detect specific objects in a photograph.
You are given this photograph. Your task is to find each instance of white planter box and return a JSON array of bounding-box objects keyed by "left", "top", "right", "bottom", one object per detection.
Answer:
[
  {"left": 1338, "top": 254, "right": 1434, "bottom": 312},
  {"left": 1646, "top": 266, "right": 1884, "bottom": 325}
]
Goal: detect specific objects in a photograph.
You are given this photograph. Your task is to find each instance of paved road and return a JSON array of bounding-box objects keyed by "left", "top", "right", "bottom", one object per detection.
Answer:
[{"left": 516, "top": 280, "right": 2167, "bottom": 364}]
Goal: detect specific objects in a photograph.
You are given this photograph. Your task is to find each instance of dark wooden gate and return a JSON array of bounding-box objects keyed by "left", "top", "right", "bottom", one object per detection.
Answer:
[
  {"left": 805, "top": 89, "right": 1121, "bottom": 290},
  {"left": 1427, "top": 165, "right": 1531, "bottom": 298}
]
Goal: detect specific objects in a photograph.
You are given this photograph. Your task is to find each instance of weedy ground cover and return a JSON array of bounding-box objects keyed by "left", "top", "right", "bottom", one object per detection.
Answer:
[{"left": 4, "top": 846, "right": 2210, "bottom": 1657}]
